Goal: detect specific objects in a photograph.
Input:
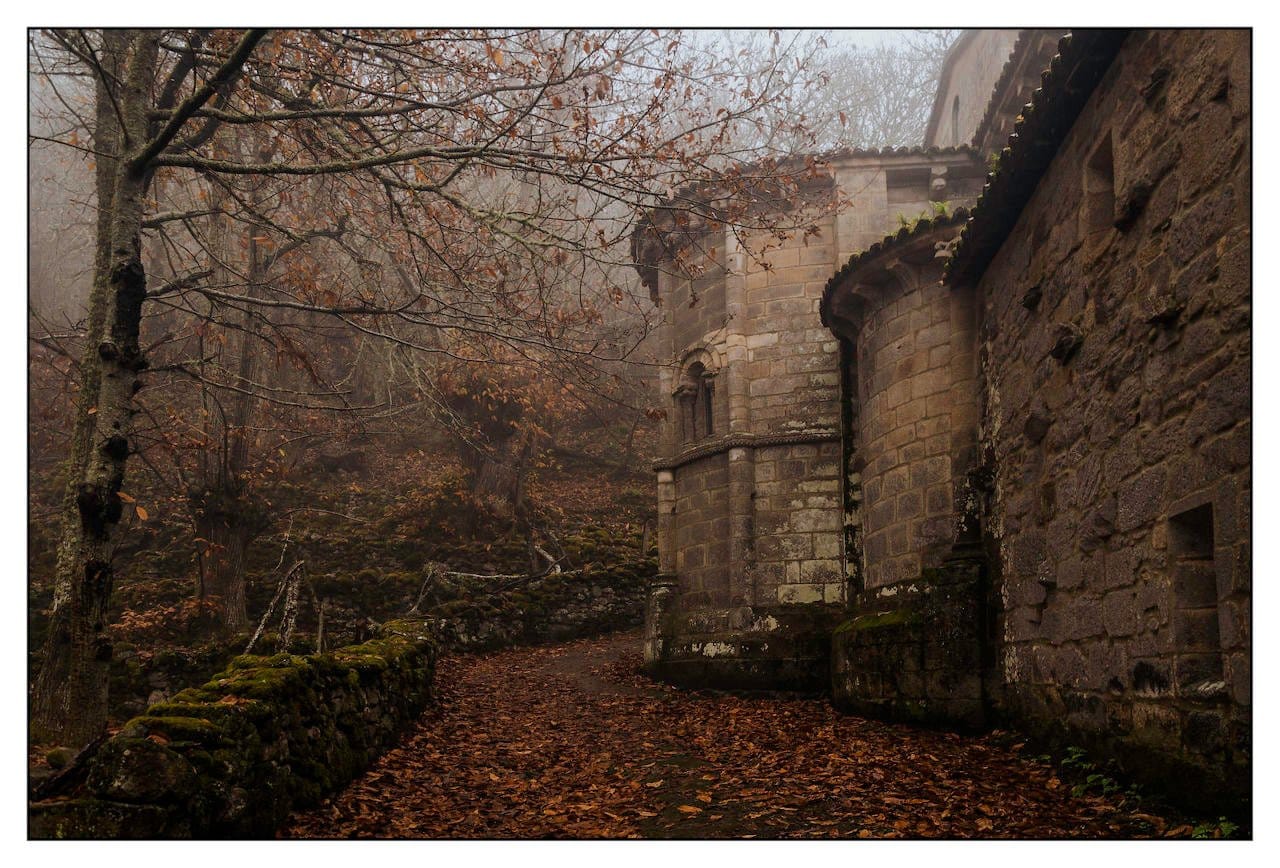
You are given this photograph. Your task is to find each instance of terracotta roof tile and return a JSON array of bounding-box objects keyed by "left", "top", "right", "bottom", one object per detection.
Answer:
[
  {"left": 945, "top": 30, "right": 1130, "bottom": 287},
  {"left": 820, "top": 207, "right": 972, "bottom": 326},
  {"left": 821, "top": 144, "right": 979, "bottom": 161}
]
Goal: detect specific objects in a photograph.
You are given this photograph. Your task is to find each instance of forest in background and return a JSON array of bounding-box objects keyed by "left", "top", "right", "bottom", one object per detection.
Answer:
[{"left": 26, "top": 28, "right": 956, "bottom": 753}]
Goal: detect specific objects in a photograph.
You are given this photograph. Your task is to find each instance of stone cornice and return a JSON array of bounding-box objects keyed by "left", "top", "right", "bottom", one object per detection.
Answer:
[{"left": 652, "top": 430, "right": 839, "bottom": 472}]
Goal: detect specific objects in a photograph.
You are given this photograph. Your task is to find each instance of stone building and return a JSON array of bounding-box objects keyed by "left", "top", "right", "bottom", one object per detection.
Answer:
[{"left": 637, "top": 29, "right": 1250, "bottom": 810}]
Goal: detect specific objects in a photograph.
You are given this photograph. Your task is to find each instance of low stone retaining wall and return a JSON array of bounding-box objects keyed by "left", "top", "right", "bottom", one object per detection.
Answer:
[
  {"left": 30, "top": 558, "right": 656, "bottom": 839},
  {"left": 30, "top": 619, "right": 437, "bottom": 839},
  {"left": 830, "top": 559, "right": 988, "bottom": 729},
  {"left": 645, "top": 598, "right": 846, "bottom": 693},
  {"left": 428, "top": 558, "right": 654, "bottom": 651}
]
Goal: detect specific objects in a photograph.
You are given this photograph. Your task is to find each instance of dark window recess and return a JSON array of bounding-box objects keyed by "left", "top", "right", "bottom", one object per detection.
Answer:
[
  {"left": 678, "top": 362, "right": 712, "bottom": 443},
  {"left": 701, "top": 378, "right": 715, "bottom": 436},
  {"left": 1083, "top": 131, "right": 1116, "bottom": 235},
  {"left": 952, "top": 95, "right": 961, "bottom": 146},
  {"left": 1168, "top": 504, "right": 1223, "bottom": 696}
]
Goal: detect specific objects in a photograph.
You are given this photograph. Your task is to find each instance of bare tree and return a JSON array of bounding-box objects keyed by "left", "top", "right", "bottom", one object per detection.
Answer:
[
  {"left": 766, "top": 29, "right": 961, "bottom": 151},
  {"left": 28, "top": 27, "right": 830, "bottom": 745}
]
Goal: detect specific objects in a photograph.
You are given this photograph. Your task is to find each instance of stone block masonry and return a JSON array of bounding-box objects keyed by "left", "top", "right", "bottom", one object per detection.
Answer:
[
  {"left": 639, "top": 27, "right": 1250, "bottom": 815},
  {"left": 821, "top": 29, "right": 1249, "bottom": 813},
  {"left": 640, "top": 148, "right": 986, "bottom": 691},
  {"left": 969, "top": 29, "right": 1250, "bottom": 811},
  {"left": 831, "top": 559, "right": 987, "bottom": 729},
  {"left": 30, "top": 621, "right": 439, "bottom": 838}
]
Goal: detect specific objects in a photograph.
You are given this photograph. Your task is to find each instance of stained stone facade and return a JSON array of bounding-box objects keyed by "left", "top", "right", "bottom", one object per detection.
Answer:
[
  {"left": 638, "top": 149, "right": 986, "bottom": 688},
  {"left": 638, "top": 29, "right": 1250, "bottom": 811}
]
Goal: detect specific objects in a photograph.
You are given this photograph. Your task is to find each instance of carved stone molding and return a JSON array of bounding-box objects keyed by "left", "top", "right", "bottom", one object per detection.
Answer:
[{"left": 652, "top": 429, "right": 839, "bottom": 472}]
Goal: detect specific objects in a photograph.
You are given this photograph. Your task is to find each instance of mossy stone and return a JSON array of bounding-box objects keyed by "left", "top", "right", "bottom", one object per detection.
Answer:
[{"left": 45, "top": 746, "right": 75, "bottom": 769}]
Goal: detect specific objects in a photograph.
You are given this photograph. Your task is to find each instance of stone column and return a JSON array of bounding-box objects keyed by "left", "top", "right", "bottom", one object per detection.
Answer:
[
  {"left": 727, "top": 446, "right": 756, "bottom": 607},
  {"left": 723, "top": 232, "right": 751, "bottom": 434},
  {"left": 656, "top": 469, "right": 677, "bottom": 576},
  {"left": 723, "top": 233, "right": 757, "bottom": 607}
]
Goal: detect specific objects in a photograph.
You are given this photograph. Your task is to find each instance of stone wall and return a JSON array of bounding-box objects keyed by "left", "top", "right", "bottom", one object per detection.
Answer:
[
  {"left": 645, "top": 149, "right": 986, "bottom": 690},
  {"left": 738, "top": 225, "right": 845, "bottom": 605},
  {"left": 30, "top": 620, "right": 438, "bottom": 839},
  {"left": 30, "top": 559, "right": 655, "bottom": 838},
  {"left": 427, "top": 558, "right": 656, "bottom": 651},
  {"left": 742, "top": 226, "right": 842, "bottom": 437},
  {"left": 752, "top": 440, "right": 844, "bottom": 604},
  {"left": 646, "top": 597, "right": 845, "bottom": 692},
  {"left": 831, "top": 559, "right": 987, "bottom": 729},
  {"left": 972, "top": 29, "right": 1250, "bottom": 807},
  {"left": 851, "top": 272, "right": 979, "bottom": 589},
  {"left": 670, "top": 453, "right": 732, "bottom": 606}
]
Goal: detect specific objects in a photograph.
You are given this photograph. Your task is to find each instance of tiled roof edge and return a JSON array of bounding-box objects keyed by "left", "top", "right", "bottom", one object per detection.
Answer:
[
  {"left": 944, "top": 29, "right": 1131, "bottom": 287},
  {"left": 820, "top": 206, "right": 972, "bottom": 327},
  {"left": 822, "top": 143, "right": 978, "bottom": 161}
]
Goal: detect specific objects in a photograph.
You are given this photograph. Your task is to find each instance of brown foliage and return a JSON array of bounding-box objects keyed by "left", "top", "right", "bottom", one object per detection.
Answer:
[{"left": 283, "top": 632, "right": 1184, "bottom": 839}]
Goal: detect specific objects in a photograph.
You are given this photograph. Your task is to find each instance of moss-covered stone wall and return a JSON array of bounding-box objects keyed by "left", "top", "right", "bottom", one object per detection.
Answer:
[
  {"left": 426, "top": 558, "right": 654, "bottom": 652},
  {"left": 830, "top": 560, "right": 987, "bottom": 729},
  {"left": 30, "top": 619, "right": 438, "bottom": 839},
  {"left": 30, "top": 557, "right": 655, "bottom": 838}
]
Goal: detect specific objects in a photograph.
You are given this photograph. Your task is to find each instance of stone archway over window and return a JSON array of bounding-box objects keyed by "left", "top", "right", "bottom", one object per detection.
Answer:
[{"left": 674, "top": 351, "right": 718, "bottom": 444}]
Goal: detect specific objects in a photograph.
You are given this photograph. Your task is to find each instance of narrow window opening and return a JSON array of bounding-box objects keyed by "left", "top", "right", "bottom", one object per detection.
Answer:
[
  {"left": 678, "top": 361, "right": 710, "bottom": 444},
  {"left": 1168, "top": 503, "right": 1223, "bottom": 697},
  {"left": 951, "top": 95, "right": 961, "bottom": 146},
  {"left": 1083, "top": 131, "right": 1116, "bottom": 235},
  {"left": 701, "top": 377, "right": 714, "bottom": 436}
]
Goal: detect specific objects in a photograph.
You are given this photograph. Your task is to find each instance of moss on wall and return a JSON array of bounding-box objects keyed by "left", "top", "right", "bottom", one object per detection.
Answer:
[
  {"left": 427, "top": 558, "right": 655, "bottom": 651},
  {"left": 30, "top": 558, "right": 655, "bottom": 839},
  {"left": 30, "top": 622, "right": 438, "bottom": 839}
]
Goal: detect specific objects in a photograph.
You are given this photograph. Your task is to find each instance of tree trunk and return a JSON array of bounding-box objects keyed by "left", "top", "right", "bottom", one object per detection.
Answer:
[
  {"left": 200, "top": 514, "right": 252, "bottom": 630},
  {"left": 32, "top": 31, "right": 159, "bottom": 747},
  {"left": 198, "top": 231, "right": 262, "bottom": 632},
  {"left": 468, "top": 428, "right": 536, "bottom": 517}
]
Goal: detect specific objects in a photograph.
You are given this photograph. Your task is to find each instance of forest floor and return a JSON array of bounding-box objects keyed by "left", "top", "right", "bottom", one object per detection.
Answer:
[{"left": 282, "top": 630, "right": 1194, "bottom": 840}]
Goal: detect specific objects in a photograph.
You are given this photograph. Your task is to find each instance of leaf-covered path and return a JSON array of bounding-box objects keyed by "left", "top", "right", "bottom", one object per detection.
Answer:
[{"left": 282, "top": 630, "right": 1174, "bottom": 839}]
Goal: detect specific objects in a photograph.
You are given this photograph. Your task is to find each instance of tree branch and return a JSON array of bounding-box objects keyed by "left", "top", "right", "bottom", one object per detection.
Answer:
[{"left": 128, "top": 28, "right": 268, "bottom": 172}]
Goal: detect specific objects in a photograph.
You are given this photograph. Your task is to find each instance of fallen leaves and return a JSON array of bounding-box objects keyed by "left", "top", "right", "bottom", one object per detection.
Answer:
[{"left": 282, "top": 631, "right": 1183, "bottom": 840}]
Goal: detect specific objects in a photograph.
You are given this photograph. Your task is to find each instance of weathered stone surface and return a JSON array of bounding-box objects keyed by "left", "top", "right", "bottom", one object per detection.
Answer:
[
  {"left": 31, "top": 623, "right": 439, "bottom": 839},
  {"left": 972, "top": 29, "right": 1250, "bottom": 812},
  {"left": 643, "top": 28, "right": 1250, "bottom": 817},
  {"left": 831, "top": 560, "right": 986, "bottom": 730}
]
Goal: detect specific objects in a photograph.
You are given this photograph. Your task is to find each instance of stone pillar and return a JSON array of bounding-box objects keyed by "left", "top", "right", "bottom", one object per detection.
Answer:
[
  {"left": 727, "top": 446, "right": 756, "bottom": 606},
  {"left": 723, "top": 232, "right": 751, "bottom": 434},
  {"left": 656, "top": 469, "right": 677, "bottom": 575},
  {"left": 643, "top": 576, "right": 678, "bottom": 665},
  {"left": 655, "top": 270, "right": 679, "bottom": 457}
]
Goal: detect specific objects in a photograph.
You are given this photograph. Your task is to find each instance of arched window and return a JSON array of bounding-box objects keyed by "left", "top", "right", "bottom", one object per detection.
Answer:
[
  {"left": 951, "top": 95, "right": 961, "bottom": 146},
  {"left": 676, "top": 359, "right": 716, "bottom": 443}
]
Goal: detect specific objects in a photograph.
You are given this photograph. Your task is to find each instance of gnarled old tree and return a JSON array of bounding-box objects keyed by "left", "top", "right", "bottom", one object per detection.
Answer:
[{"left": 30, "top": 27, "right": 833, "bottom": 746}]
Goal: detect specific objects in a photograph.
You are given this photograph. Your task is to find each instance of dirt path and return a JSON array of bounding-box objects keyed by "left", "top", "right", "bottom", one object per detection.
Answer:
[{"left": 282, "top": 630, "right": 1173, "bottom": 839}]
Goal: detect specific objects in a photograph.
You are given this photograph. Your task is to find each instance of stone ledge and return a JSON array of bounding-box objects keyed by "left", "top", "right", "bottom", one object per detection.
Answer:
[
  {"left": 652, "top": 430, "right": 839, "bottom": 471},
  {"left": 646, "top": 602, "right": 846, "bottom": 692}
]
